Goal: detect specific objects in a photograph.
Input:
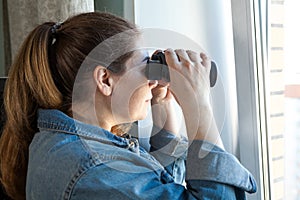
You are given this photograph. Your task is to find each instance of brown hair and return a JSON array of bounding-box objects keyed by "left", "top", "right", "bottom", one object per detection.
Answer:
[{"left": 0, "top": 12, "right": 138, "bottom": 199}]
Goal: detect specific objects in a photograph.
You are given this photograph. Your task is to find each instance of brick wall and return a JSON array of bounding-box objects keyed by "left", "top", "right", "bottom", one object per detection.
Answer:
[{"left": 269, "top": 0, "right": 285, "bottom": 199}]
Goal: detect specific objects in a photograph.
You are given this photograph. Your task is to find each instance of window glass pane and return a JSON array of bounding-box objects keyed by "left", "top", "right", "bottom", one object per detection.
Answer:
[
  {"left": 268, "top": 0, "right": 300, "bottom": 199},
  {"left": 135, "top": 0, "right": 239, "bottom": 155}
]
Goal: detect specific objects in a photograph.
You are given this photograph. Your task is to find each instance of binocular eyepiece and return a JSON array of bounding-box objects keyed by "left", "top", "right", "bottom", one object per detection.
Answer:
[{"left": 146, "top": 52, "right": 217, "bottom": 87}]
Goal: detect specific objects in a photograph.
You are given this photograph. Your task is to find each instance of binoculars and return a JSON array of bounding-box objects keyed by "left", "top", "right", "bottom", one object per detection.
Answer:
[{"left": 146, "top": 52, "right": 217, "bottom": 87}]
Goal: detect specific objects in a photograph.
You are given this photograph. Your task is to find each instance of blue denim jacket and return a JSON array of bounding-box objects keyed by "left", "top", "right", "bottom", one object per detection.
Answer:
[{"left": 26, "top": 109, "right": 256, "bottom": 199}]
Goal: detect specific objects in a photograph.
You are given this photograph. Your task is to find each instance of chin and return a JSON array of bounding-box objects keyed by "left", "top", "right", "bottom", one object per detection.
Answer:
[
  {"left": 132, "top": 115, "right": 147, "bottom": 122},
  {"left": 131, "top": 111, "right": 149, "bottom": 122}
]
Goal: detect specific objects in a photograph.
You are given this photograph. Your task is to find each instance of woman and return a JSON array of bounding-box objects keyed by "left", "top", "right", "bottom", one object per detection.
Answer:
[{"left": 0, "top": 12, "right": 256, "bottom": 199}]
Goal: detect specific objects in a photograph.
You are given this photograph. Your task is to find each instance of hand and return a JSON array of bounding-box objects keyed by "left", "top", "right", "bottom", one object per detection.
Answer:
[
  {"left": 151, "top": 82, "right": 180, "bottom": 136},
  {"left": 165, "top": 49, "right": 211, "bottom": 107},
  {"left": 151, "top": 83, "right": 173, "bottom": 105},
  {"left": 164, "top": 49, "right": 223, "bottom": 148}
]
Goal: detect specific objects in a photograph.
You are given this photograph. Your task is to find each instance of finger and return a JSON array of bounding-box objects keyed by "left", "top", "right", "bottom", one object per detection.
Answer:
[
  {"left": 157, "top": 80, "right": 169, "bottom": 87},
  {"left": 175, "top": 49, "right": 191, "bottom": 63},
  {"left": 151, "top": 85, "right": 168, "bottom": 103},
  {"left": 153, "top": 49, "right": 163, "bottom": 55},
  {"left": 164, "top": 49, "right": 179, "bottom": 69},
  {"left": 165, "top": 88, "right": 174, "bottom": 101},
  {"left": 187, "top": 50, "right": 201, "bottom": 63},
  {"left": 152, "top": 87, "right": 174, "bottom": 103},
  {"left": 152, "top": 84, "right": 168, "bottom": 93},
  {"left": 200, "top": 52, "right": 211, "bottom": 69}
]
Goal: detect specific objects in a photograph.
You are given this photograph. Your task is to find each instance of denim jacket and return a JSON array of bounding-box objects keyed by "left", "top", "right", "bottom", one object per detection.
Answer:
[{"left": 26, "top": 109, "right": 256, "bottom": 199}]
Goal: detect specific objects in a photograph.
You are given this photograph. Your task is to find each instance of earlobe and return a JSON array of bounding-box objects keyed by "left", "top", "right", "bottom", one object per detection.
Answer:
[{"left": 93, "top": 66, "right": 113, "bottom": 96}]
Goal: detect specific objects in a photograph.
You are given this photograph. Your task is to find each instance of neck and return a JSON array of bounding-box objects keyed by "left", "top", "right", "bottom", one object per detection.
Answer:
[{"left": 72, "top": 101, "right": 115, "bottom": 132}]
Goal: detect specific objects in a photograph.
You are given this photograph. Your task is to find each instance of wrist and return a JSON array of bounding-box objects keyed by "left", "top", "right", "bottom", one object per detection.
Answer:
[
  {"left": 182, "top": 105, "right": 224, "bottom": 149},
  {"left": 151, "top": 99, "right": 180, "bottom": 135}
]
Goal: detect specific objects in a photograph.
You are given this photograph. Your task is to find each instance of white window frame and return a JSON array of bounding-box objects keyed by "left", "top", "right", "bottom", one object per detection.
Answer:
[{"left": 231, "top": 0, "right": 269, "bottom": 199}]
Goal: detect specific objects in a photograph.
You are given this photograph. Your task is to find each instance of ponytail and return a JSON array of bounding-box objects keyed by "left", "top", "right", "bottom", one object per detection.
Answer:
[{"left": 0, "top": 23, "right": 62, "bottom": 200}]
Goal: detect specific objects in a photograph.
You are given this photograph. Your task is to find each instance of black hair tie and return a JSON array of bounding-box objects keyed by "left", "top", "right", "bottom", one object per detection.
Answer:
[{"left": 51, "top": 22, "right": 62, "bottom": 45}]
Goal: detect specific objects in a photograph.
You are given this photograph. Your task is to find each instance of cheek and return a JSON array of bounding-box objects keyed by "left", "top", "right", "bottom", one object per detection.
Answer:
[
  {"left": 111, "top": 80, "right": 150, "bottom": 121},
  {"left": 115, "top": 70, "right": 149, "bottom": 101},
  {"left": 129, "top": 85, "right": 149, "bottom": 107},
  {"left": 128, "top": 85, "right": 151, "bottom": 118}
]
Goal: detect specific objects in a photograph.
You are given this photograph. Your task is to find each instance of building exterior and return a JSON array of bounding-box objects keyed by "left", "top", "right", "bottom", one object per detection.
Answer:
[{"left": 269, "top": 0, "right": 300, "bottom": 199}]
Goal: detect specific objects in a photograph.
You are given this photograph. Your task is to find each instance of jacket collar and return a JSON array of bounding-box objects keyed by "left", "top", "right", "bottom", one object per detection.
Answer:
[{"left": 37, "top": 109, "right": 133, "bottom": 148}]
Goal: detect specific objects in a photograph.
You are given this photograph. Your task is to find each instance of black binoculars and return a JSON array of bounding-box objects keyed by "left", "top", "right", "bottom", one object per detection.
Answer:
[{"left": 146, "top": 52, "right": 217, "bottom": 87}]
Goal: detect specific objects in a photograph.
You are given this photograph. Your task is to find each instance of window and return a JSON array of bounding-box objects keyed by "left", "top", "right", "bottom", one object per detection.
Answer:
[
  {"left": 233, "top": 0, "right": 300, "bottom": 199},
  {"left": 134, "top": 0, "right": 240, "bottom": 155},
  {"left": 268, "top": 0, "right": 300, "bottom": 199},
  {"left": 268, "top": 1, "right": 286, "bottom": 199}
]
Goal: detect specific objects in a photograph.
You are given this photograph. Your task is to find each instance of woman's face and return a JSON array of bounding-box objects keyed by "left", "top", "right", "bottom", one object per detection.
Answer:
[{"left": 110, "top": 50, "right": 157, "bottom": 124}]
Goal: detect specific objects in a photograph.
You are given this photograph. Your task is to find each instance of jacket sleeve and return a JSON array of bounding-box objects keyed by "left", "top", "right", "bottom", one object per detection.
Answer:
[
  {"left": 149, "top": 126, "right": 188, "bottom": 184},
  {"left": 70, "top": 140, "right": 256, "bottom": 200},
  {"left": 186, "top": 140, "right": 257, "bottom": 199}
]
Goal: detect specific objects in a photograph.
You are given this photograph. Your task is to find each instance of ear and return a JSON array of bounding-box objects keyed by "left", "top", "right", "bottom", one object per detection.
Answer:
[{"left": 93, "top": 66, "right": 114, "bottom": 96}]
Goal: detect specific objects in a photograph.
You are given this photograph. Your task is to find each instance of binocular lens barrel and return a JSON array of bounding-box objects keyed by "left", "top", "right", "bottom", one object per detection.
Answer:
[{"left": 146, "top": 52, "right": 217, "bottom": 87}]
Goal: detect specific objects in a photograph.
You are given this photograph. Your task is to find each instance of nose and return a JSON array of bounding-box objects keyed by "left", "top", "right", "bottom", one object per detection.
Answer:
[{"left": 148, "top": 80, "right": 158, "bottom": 89}]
